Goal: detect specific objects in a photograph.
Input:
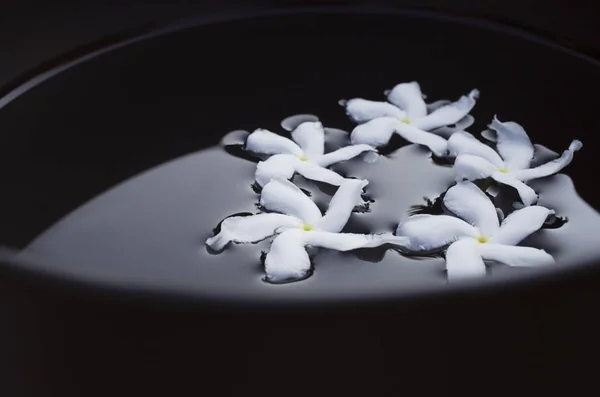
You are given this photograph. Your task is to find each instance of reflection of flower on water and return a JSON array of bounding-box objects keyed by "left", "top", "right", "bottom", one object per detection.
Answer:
[
  {"left": 244, "top": 119, "right": 376, "bottom": 188},
  {"left": 340, "top": 81, "right": 479, "bottom": 156},
  {"left": 211, "top": 81, "right": 584, "bottom": 285},
  {"left": 452, "top": 117, "right": 582, "bottom": 206},
  {"left": 396, "top": 181, "right": 555, "bottom": 280},
  {"left": 206, "top": 178, "right": 408, "bottom": 284}
]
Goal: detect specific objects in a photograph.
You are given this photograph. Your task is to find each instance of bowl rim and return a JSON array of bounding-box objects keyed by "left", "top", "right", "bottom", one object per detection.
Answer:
[{"left": 2, "top": 4, "right": 599, "bottom": 310}]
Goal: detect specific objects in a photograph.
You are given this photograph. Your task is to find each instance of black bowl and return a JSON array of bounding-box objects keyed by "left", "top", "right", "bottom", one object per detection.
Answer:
[{"left": 1, "top": 5, "right": 599, "bottom": 395}]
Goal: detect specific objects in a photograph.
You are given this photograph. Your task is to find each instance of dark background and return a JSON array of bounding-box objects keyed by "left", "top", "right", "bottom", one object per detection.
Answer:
[{"left": 1, "top": 0, "right": 599, "bottom": 90}]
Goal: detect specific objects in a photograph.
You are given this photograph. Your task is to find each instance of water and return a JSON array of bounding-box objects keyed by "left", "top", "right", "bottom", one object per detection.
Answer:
[
  {"left": 2, "top": 9, "right": 600, "bottom": 303},
  {"left": 14, "top": 119, "right": 600, "bottom": 303}
]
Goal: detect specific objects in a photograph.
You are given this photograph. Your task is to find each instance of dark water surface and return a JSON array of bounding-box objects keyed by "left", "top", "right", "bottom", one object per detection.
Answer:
[{"left": 1, "top": 9, "right": 599, "bottom": 303}]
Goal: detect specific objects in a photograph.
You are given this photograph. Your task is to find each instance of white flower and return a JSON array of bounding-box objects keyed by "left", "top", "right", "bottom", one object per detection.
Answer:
[
  {"left": 206, "top": 178, "right": 408, "bottom": 283},
  {"left": 396, "top": 181, "right": 555, "bottom": 280},
  {"left": 452, "top": 116, "right": 583, "bottom": 206},
  {"left": 340, "top": 81, "right": 479, "bottom": 156},
  {"left": 245, "top": 120, "right": 376, "bottom": 188}
]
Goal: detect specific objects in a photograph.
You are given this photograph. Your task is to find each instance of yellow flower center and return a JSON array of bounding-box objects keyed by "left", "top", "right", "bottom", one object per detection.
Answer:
[
  {"left": 302, "top": 224, "right": 313, "bottom": 232},
  {"left": 498, "top": 167, "right": 509, "bottom": 173},
  {"left": 399, "top": 118, "right": 411, "bottom": 124},
  {"left": 297, "top": 155, "right": 310, "bottom": 162},
  {"left": 476, "top": 235, "right": 489, "bottom": 244}
]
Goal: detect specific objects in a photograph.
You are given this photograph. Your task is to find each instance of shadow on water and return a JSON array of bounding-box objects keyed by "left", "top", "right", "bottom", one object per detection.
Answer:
[{"left": 223, "top": 144, "right": 262, "bottom": 163}]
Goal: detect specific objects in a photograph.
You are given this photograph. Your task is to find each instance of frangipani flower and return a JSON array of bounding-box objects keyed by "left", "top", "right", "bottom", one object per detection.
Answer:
[
  {"left": 207, "top": 178, "right": 408, "bottom": 283},
  {"left": 452, "top": 117, "right": 583, "bottom": 206},
  {"left": 340, "top": 81, "right": 479, "bottom": 156},
  {"left": 245, "top": 120, "right": 376, "bottom": 188},
  {"left": 396, "top": 181, "right": 555, "bottom": 280}
]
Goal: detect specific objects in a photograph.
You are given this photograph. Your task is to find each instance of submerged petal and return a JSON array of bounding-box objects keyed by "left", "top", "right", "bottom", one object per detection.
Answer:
[
  {"left": 386, "top": 82, "right": 428, "bottom": 119},
  {"left": 480, "top": 128, "right": 496, "bottom": 142},
  {"left": 445, "top": 239, "right": 486, "bottom": 280},
  {"left": 426, "top": 99, "right": 451, "bottom": 112},
  {"left": 431, "top": 115, "right": 475, "bottom": 139},
  {"left": 341, "top": 98, "right": 406, "bottom": 123},
  {"left": 254, "top": 154, "right": 298, "bottom": 187},
  {"left": 206, "top": 213, "right": 301, "bottom": 251},
  {"left": 246, "top": 129, "right": 304, "bottom": 156},
  {"left": 488, "top": 117, "right": 534, "bottom": 170},
  {"left": 260, "top": 177, "right": 322, "bottom": 224},
  {"left": 264, "top": 229, "right": 311, "bottom": 283},
  {"left": 530, "top": 144, "right": 560, "bottom": 168},
  {"left": 350, "top": 117, "right": 399, "bottom": 148},
  {"left": 395, "top": 122, "right": 449, "bottom": 157},
  {"left": 490, "top": 171, "right": 538, "bottom": 206},
  {"left": 281, "top": 114, "right": 320, "bottom": 132},
  {"left": 411, "top": 89, "right": 479, "bottom": 131},
  {"left": 446, "top": 131, "right": 505, "bottom": 167},
  {"left": 490, "top": 206, "right": 554, "bottom": 246},
  {"left": 316, "top": 179, "right": 368, "bottom": 233},
  {"left": 316, "top": 144, "right": 377, "bottom": 168},
  {"left": 478, "top": 244, "right": 555, "bottom": 268},
  {"left": 511, "top": 140, "right": 583, "bottom": 181},
  {"left": 396, "top": 214, "right": 478, "bottom": 252},
  {"left": 453, "top": 153, "right": 497, "bottom": 181},
  {"left": 295, "top": 161, "right": 347, "bottom": 186},
  {"left": 304, "top": 230, "right": 409, "bottom": 251},
  {"left": 291, "top": 121, "right": 325, "bottom": 158},
  {"left": 443, "top": 181, "right": 500, "bottom": 236}
]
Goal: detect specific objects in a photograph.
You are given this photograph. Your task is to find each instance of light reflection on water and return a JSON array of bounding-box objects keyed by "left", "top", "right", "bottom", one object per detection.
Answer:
[{"left": 15, "top": 118, "right": 600, "bottom": 303}]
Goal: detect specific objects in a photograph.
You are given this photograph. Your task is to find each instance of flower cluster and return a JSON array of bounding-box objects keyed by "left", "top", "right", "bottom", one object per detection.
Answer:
[{"left": 206, "top": 81, "right": 582, "bottom": 284}]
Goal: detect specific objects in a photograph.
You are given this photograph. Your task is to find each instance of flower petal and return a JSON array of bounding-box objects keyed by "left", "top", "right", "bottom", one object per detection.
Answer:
[
  {"left": 295, "top": 161, "right": 347, "bottom": 186},
  {"left": 281, "top": 114, "right": 320, "bottom": 132},
  {"left": 206, "top": 213, "right": 301, "bottom": 251},
  {"left": 259, "top": 177, "right": 322, "bottom": 224},
  {"left": 426, "top": 99, "right": 451, "bottom": 112},
  {"left": 431, "top": 114, "right": 475, "bottom": 139},
  {"left": 350, "top": 117, "right": 399, "bottom": 148},
  {"left": 453, "top": 153, "right": 497, "bottom": 182},
  {"left": 395, "top": 122, "right": 449, "bottom": 157},
  {"left": 386, "top": 81, "right": 428, "bottom": 119},
  {"left": 264, "top": 229, "right": 311, "bottom": 283},
  {"left": 291, "top": 121, "right": 325, "bottom": 158},
  {"left": 488, "top": 116, "right": 534, "bottom": 170},
  {"left": 245, "top": 129, "right": 304, "bottom": 156},
  {"left": 443, "top": 181, "right": 500, "bottom": 236},
  {"left": 304, "top": 230, "right": 409, "bottom": 251},
  {"left": 490, "top": 206, "right": 554, "bottom": 246},
  {"left": 445, "top": 239, "right": 486, "bottom": 280},
  {"left": 316, "top": 144, "right": 377, "bottom": 168},
  {"left": 530, "top": 144, "right": 560, "bottom": 168},
  {"left": 396, "top": 214, "right": 478, "bottom": 252},
  {"left": 478, "top": 244, "right": 555, "bottom": 268},
  {"left": 490, "top": 171, "right": 538, "bottom": 206},
  {"left": 411, "top": 89, "right": 479, "bottom": 131},
  {"left": 511, "top": 140, "right": 583, "bottom": 181},
  {"left": 254, "top": 154, "right": 298, "bottom": 187},
  {"left": 446, "top": 131, "right": 505, "bottom": 167},
  {"left": 316, "top": 179, "right": 368, "bottom": 233},
  {"left": 340, "top": 98, "right": 405, "bottom": 123},
  {"left": 480, "top": 128, "right": 496, "bottom": 142}
]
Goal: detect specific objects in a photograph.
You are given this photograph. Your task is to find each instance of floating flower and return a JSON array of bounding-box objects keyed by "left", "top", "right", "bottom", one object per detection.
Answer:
[
  {"left": 245, "top": 120, "right": 376, "bottom": 188},
  {"left": 207, "top": 178, "right": 408, "bottom": 283},
  {"left": 396, "top": 181, "right": 555, "bottom": 280},
  {"left": 452, "top": 117, "right": 583, "bottom": 206},
  {"left": 340, "top": 81, "right": 479, "bottom": 156}
]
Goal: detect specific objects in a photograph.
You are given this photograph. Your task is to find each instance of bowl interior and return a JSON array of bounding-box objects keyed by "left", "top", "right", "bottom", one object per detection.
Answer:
[{"left": 1, "top": 8, "right": 598, "bottom": 304}]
